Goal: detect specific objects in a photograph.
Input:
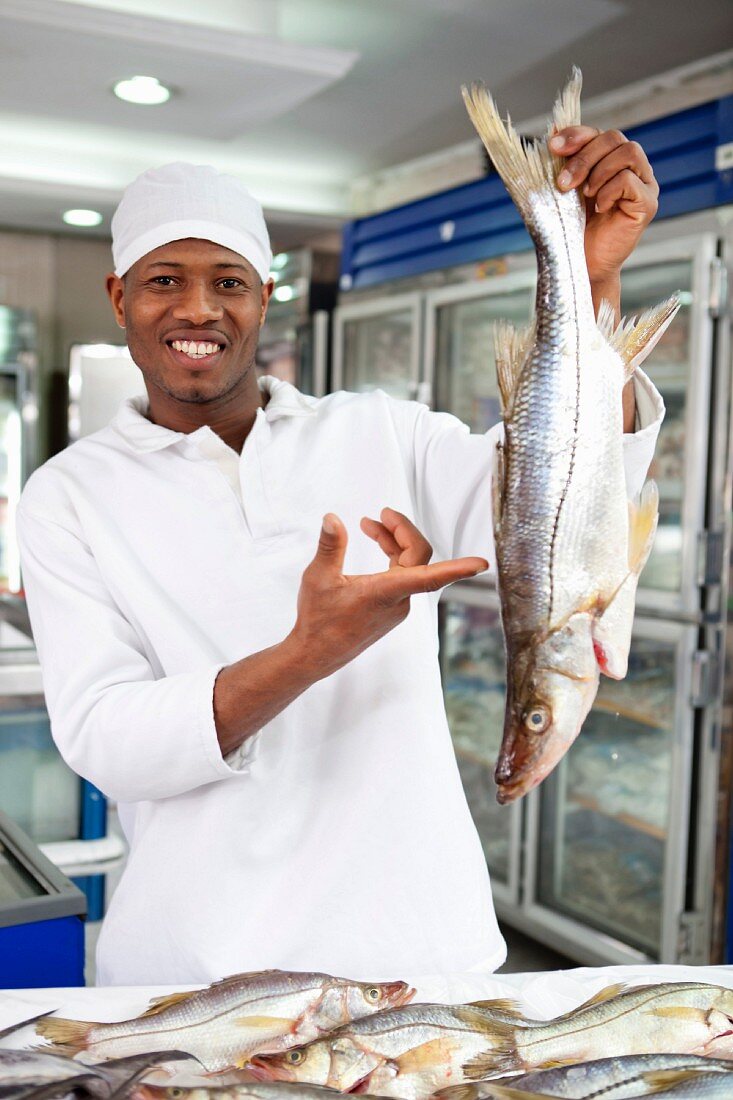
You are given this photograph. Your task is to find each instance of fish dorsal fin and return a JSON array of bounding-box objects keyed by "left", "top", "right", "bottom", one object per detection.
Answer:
[
  {"left": 141, "top": 991, "right": 196, "bottom": 1017},
  {"left": 552, "top": 982, "right": 628, "bottom": 1019},
  {"left": 467, "top": 998, "right": 527, "bottom": 1021},
  {"left": 602, "top": 295, "right": 681, "bottom": 381},
  {"left": 628, "top": 481, "right": 659, "bottom": 574},
  {"left": 494, "top": 319, "right": 534, "bottom": 419},
  {"left": 596, "top": 298, "right": 617, "bottom": 342}
]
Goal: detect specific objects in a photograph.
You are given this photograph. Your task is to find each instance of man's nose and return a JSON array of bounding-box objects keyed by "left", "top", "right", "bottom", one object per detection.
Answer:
[{"left": 172, "top": 282, "right": 223, "bottom": 323}]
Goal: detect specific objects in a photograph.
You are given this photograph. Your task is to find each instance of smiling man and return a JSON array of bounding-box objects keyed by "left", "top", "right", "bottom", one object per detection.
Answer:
[{"left": 17, "top": 150, "right": 663, "bottom": 987}]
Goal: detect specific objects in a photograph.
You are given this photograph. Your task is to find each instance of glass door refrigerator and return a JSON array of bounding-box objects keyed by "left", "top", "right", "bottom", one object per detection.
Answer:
[
  {"left": 332, "top": 292, "right": 426, "bottom": 401},
  {"left": 426, "top": 215, "right": 731, "bottom": 965}
]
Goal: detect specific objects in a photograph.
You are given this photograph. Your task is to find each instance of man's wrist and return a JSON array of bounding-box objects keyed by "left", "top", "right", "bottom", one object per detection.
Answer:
[{"left": 589, "top": 270, "right": 621, "bottom": 319}]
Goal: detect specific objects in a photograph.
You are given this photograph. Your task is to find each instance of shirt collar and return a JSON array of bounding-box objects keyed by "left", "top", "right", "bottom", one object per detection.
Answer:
[{"left": 110, "top": 374, "right": 316, "bottom": 454}]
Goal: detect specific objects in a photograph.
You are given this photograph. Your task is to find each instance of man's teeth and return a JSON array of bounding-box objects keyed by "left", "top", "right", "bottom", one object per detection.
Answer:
[{"left": 170, "top": 340, "right": 223, "bottom": 358}]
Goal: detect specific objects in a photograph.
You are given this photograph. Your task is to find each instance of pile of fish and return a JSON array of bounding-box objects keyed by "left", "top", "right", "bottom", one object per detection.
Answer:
[
  {"left": 460, "top": 68, "right": 680, "bottom": 803},
  {"left": 2, "top": 969, "right": 733, "bottom": 1098}
]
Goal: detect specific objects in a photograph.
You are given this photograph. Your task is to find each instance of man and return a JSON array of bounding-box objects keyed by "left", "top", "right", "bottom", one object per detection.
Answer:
[{"left": 18, "top": 127, "right": 663, "bottom": 987}]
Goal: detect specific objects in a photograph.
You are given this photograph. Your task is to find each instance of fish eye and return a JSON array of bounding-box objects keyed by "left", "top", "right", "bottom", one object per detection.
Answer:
[
  {"left": 286, "top": 1050, "right": 305, "bottom": 1065},
  {"left": 365, "top": 986, "right": 381, "bottom": 1002},
  {"left": 522, "top": 705, "right": 550, "bottom": 734}
]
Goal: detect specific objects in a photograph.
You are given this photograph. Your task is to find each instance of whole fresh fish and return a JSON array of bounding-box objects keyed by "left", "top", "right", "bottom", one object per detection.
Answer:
[
  {"left": 434, "top": 1053, "right": 733, "bottom": 1097},
  {"left": 129, "top": 1084, "right": 374, "bottom": 1100},
  {"left": 35, "top": 971, "right": 413, "bottom": 1073},
  {"left": 460, "top": 983, "right": 733, "bottom": 1079},
  {"left": 461, "top": 69, "right": 679, "bottom": 803},
  {"left": 248, "top": 1002, "right": 522, "bottom": 1098},
  {"left": 0, "top": 1051, "right": 200, "bottom": 1099}
]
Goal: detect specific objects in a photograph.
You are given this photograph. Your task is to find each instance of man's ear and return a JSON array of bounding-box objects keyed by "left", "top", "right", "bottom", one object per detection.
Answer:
[
  {"left": 106, "top": 272, "right": 126, "bottom": 329},
  {"left": 260, "top": 278, "right": 275, "bottom": 327}
]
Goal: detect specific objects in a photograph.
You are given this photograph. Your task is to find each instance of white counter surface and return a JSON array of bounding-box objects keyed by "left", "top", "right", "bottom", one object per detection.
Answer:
[{"left": 1, "top": 963, "right": 733, "bottom": 1047}]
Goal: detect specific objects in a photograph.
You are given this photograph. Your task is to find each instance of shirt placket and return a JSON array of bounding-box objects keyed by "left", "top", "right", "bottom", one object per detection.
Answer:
[{"left": 237, "top": 408, "right": 281, "bottom": 540}]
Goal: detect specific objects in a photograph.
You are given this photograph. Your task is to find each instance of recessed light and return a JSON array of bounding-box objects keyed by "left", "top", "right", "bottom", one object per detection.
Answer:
[
  {"left": 273, "top": 284, "right": 295, "bottom": 302},
  {"left": 63, "top": 209, "right": 103, "bottom": 227},
  {"left": 113, "top": 75, "right": 171, "bottom": 106}
]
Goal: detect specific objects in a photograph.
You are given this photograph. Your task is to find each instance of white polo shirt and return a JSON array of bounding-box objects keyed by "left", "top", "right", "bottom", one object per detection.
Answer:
[{"left": 17, "top": 373, "right": 663, "bottom": 987}]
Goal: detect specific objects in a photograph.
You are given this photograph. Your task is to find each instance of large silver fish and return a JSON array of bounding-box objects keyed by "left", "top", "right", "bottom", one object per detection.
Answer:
[
  {"left": 35, "top": 971, "right": 413, "bottom": 1073},
  {"left": 460, "top": 983, "right": 733, "bottom": 1079},
  {"left": 434, "top": 1053, "right": 733, "bottom": 1097},
  {"left": 248, "top": 1002, "right": 522, "bottom": 1098},
  {"left": 461, "top": 69, "right": 678, "bottom": 803}
]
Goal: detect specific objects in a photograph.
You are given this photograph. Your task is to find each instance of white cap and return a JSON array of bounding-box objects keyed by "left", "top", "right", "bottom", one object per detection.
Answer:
[{"left": 111, "top": 162, "right": 272, "bottom": 282}]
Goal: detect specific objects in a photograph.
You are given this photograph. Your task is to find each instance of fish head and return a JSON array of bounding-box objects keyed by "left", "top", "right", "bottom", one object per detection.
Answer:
[
  {"left": 496, "top": 613, "right": 599, "bottom": 803},
  {"left": 330, "top": 980, "right": 415, "bottom": 1029},
  {"left": 247, "top": 1040, "right": 333, "bottom": 1086}
]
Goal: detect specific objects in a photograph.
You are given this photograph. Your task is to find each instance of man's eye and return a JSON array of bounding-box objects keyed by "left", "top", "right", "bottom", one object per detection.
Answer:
[
  {"left": 151, "top": 276, "right": 176, "bottom": 286},
  {"left": 218, "top": 279, "right": 242, "bottom": 289}
]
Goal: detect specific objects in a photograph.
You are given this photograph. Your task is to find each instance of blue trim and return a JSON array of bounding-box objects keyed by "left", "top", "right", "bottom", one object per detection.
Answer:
[
  {"left": 0, "top": 915, "right": 85, "bottom": 987},
  {"left": 341, "top": 94, "right": 733, "bottom": 290},
  {"left": 79, "top": 780, "right": 106, "bottom": 921}
]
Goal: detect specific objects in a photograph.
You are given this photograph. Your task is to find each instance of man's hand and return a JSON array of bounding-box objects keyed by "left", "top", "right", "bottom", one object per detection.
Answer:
[
  {"left": 550, "top": 127, "right": 659, "bottom": 287},
  {"left": 288, "top": 511, "right": 487, "bottom": 681}
]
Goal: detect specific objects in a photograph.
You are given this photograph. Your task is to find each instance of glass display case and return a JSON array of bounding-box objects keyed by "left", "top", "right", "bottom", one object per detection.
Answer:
[
  {"left": 332, "top": 292, "right": 423, "bottom": 399},
  {"left": 618, "top": 235, "right": 717, "bottom": 613},
  {"left": 439, "top": 584, "right": 521, "bottom": 906},
  {"left": 523, "top": 617, "right": 696, "bottom": 963},
  {"left": 426, "top": 272, "right": 535, "bottom": 433}
]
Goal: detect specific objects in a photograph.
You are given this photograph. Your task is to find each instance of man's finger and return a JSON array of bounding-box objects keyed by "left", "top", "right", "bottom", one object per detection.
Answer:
[
  {"left": 314, "top": 513, "right": 348, "bottom": 574},
  {"left": 371, "top": 556, "right": 489, "bottom": 602},
  {"left": 552, "top": 128, "right": 628, "bottom": 191},
  {"left": 380, "top": 507, "right": 433, "bottom": 567},
  {"left": 360, "top": 516, "right": 401, "bottom": 563},
  {"left": 582, "top": 141, "right": 657, "bottom": 198},
  {"left": 593, "top": 170, "right": 657, "bottom": 222},
  {"left": 549, "top": 125, "right": 600, "bottom": 153}
]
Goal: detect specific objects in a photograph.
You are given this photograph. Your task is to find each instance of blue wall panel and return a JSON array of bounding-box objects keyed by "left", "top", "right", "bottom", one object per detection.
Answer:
[
  {"left": 0, "top": 916, "right": 84, "bottom": 988},
  {"left": 341, "top": 95, "right": 733, "bottom": 290}
]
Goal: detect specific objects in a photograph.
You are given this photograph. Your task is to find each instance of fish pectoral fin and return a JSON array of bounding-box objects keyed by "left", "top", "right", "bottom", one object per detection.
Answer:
[
  {"left": 395, "top": 1038, "right": 458, "bottom": 1075},
  {"left": 537, "top": 1058, "right": 579, "bottom": 1068},
  {"left": 494, "top": 319, "right": 534, "bottom": 419},
  {"left": 642, "top": 1068, "right": 711, "bottom": 1090},
  {"left": 649, "top": 1006, "right": 710, "bottom": 1021},
  {"left": 592, "top": 483, "right": 658, "bottom": 680},
  {"left": 141, "top": 991, "right": 195, "bottom": 1017},
  {"left": 467, "top": 998, "right": 526, "bottom": 1022},
  {"left": 235, "top": 1016, "right": 297, "bottom": 1030},
  {"left": 598, "top": 295, "right": 681, "bottom": 381},
  {"left": 629, "top": 481, "right": 659, "bottom": 574}
]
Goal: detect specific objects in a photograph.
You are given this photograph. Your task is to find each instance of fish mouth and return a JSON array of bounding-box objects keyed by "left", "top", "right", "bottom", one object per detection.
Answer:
[
  {"left": 387, "top": 982, "right": 416, "bottom": 1007},
  {"left": 246, "top": 1057, "right": 287, "bottom": 1082}
]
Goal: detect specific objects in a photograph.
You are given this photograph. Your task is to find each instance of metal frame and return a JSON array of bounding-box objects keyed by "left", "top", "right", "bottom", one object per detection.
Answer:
[
  {"left": 331, "top": 291, "right": 423, "bottom": 398},
  {"left": 521, "top": 615, "right": 698, "bottom": 965},
  {"left": 620, "top": 231, "right": 718, "bottom": 618},
  {"left": 0, "top": 808, "right": 86, "bottom": 928},
  {"left": 438, "top": 580, "right": 522, "bottom": 910},
  {"left": 422, "top": 267, "right": 538, "bottom": 411},
  {"left": 312, "top": 310, "right": 329, "bottom": 398}
]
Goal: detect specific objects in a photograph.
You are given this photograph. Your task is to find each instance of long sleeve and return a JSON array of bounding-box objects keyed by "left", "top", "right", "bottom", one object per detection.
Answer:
[
  {"left": 403, "top": 368, "right": 665, "bottom": 563},
  {"left": 17, "top": 505, "right": 258, "bottom": 803}
]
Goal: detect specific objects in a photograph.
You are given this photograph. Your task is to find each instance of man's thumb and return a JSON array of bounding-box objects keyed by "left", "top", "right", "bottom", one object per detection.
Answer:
[{"left": 315, "top": 513, "right": 347, "bottom": 571}]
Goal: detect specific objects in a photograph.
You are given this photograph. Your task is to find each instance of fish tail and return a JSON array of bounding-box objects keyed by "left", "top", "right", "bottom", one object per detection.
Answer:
[
  {"left": 597, "top": 294, "right": 681, "bottom": 381},
  {"left": 461, "top": 68, "right": 581, "bottom": 226},
  {"left": 35, "top": 1015, "right": 95, "bottom": 1055}
]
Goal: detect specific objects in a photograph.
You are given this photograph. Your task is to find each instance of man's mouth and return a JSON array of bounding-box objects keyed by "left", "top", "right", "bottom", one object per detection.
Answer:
[{"left": 165, "top": 339, "right": 225, "bottom": 368}]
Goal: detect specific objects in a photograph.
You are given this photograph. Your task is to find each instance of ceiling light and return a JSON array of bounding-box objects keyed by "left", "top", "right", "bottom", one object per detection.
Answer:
[
  {"left": 113, "top": 76, "right": 171, "bottom": 106},
  {"left": 63, "top": 209, "right": 103, "bottom": 227},
  {"left": 271, "top": 253, "right": 289, "bottom": 271},
  {"left": 273, "top": 285, "right": 295, "bottom": 302}
]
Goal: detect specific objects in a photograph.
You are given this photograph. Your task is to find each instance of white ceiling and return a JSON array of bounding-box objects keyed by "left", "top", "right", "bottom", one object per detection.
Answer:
[{"left": 0, "top": 0, "right": 731, "bottom": 253}]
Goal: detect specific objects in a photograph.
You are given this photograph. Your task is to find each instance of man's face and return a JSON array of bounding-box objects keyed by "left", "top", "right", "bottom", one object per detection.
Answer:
[{"left": 106, "top": 238, "right": 273, "bottom": 406}]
